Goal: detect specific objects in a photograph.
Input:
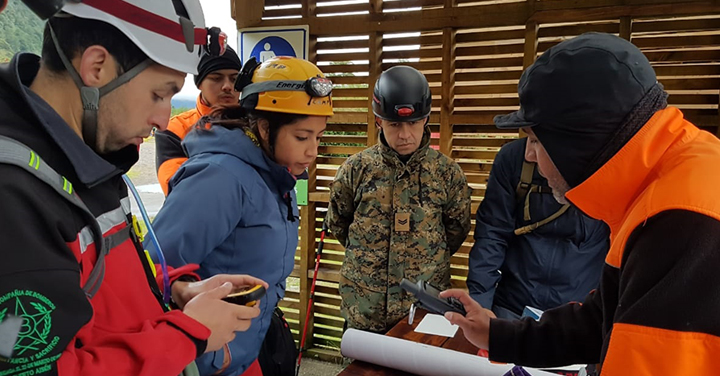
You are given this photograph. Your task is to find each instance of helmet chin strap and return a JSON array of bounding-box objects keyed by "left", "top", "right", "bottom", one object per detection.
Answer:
[{"left": 48, "top": 23, "right": 152, "bottom": 152}]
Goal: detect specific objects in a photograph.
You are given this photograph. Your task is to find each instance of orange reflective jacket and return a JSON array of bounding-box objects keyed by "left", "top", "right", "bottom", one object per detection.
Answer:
[
  {"left": 490, "top": 107, "right": 720, "bottom": 375},
  {"left": 155, "top": 95, "right": 212, "bottom": 195}
]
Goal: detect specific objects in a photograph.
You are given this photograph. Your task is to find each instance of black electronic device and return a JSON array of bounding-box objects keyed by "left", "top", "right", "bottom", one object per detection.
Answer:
[
  {"left": 223, "top": 285, "right": 266, "bottom": 307},
  {"left": 400, "top": 278, "right": 466, "bottom": 316}
]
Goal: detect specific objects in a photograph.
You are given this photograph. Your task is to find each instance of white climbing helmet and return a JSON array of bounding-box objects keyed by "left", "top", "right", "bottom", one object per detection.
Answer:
[{"left": 25, "top": 0, "right": 225, "bottom": 74}]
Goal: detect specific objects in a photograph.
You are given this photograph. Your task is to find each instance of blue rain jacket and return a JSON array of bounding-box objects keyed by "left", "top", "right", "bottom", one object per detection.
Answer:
[{"left": 151, "top": 126, "right": 298, "bottom": 375}]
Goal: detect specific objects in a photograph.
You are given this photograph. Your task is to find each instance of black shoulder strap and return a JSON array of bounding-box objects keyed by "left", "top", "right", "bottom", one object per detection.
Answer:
[
  {"left": 0, "top": 135, "right": 107, "bottom": 298},
  {"left": 513, "top": 159, "right": 570, "bottom": 235},
  {"left": 515, "top": 159, "right": 535, "bottom": 202}
]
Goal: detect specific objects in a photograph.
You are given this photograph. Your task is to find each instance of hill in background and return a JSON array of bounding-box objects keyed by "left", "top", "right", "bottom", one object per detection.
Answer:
[{"left": 0, "top": 1, "right": 44, "bottom": 62}]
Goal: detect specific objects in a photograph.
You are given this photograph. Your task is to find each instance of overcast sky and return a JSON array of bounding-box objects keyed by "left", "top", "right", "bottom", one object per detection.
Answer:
[{"left": 177, "top": 0, "right": 239, "bottom": 99}]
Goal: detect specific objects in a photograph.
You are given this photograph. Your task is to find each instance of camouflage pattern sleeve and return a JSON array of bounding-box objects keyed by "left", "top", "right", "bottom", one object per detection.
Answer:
[
  {"left": 327, "top": 161, "right": 355, "bottom": 247},
  {"left": 443, "top": 163, "right": 472, "bottom": 254}
]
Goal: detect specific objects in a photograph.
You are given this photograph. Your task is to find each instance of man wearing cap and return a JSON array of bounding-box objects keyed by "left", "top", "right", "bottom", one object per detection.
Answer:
[
  {"left": 467, "top": 136, "right": 610, "bottom": 320},
  {"left": 327, "top": 65, "right": 471, "bottom": 333},
  {"left": 442, "top": 32, "right": 720, "bottom": 374},
  {"left": 156, "top": 46, "right": 241, "bottom": 195}
]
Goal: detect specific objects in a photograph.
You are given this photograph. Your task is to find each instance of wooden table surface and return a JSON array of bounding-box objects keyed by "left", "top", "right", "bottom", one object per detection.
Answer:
[{"left": 338, "top": 309, "right": 480, "bottom": 376}]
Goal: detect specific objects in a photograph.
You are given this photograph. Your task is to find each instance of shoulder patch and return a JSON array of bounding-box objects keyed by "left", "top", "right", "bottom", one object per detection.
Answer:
[{"left": 0, "top": 290, "right": 60, "bottom": 372}]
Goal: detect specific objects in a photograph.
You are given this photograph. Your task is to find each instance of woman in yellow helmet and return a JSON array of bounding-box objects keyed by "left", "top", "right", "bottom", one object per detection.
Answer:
[{"left": 150, "top": 56, "right": 333, "bottom": 376}]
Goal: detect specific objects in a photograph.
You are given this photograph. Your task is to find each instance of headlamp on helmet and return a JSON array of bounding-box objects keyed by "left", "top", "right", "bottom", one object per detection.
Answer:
[
  {"left": 236, "top": 58, "right": 333, "bottom": 102},
  {"left": 235, "top": 56, "right": 334, "bottom": 117},
  {"left": 395, "top": 105, "right": 415, "bottom": 118},
  {"left": 307, "top": 77, "right": 333, "bottom": 97}
]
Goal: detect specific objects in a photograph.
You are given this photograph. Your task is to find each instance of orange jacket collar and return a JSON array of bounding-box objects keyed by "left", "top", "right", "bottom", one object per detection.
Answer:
[
  {"left": 196, "top": 94, "right": 213, "bottom": 116},
  {"left": 566, "top": 107, "right": 697, "bottom": 231}
]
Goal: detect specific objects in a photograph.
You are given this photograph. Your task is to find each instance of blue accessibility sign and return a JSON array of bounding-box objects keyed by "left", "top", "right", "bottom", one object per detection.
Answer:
[
  {"left": 239, "top": 26, "right": 309, "bottom": 64},
  {"left": 250, "top": 36, "right": 297, "bottom": 62}
]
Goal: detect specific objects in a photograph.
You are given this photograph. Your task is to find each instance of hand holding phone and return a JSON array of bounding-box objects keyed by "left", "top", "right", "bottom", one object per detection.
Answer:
[{"left": 223, "top": 284, "right": 266, "bottom": 307}]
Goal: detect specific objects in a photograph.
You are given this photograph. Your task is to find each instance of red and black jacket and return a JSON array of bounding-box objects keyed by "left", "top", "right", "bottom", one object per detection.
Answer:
[{"left": 0, "top": 53, "right": 209, "bottom": 376}]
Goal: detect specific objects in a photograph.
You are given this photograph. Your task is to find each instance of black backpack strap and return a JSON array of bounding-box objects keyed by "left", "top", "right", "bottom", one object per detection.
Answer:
[
  {"left": 515, "top": 159, "right": 535, "bottom": 203},
  {"left": 514, "top": 204, "right": 571, "bottom": 236},
  {"left": 0, "top": 135, "right": 107, "bottom": 298},
  {"left": 513, "top": 159, "right": 570, "bottom": 235}
]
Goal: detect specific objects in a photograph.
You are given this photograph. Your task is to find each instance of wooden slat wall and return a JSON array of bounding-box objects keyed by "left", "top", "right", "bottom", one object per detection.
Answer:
[{"left": 233, "top": 0, "right": 720, "bottom": 360}]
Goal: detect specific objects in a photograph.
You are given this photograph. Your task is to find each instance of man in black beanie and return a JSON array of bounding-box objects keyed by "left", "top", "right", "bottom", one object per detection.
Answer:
[
  {"left": 441, "top": 32, "right": 720, "bottom": 375},
  {"left": 155, "top": 46, "right": 242, "bottom": 195}
]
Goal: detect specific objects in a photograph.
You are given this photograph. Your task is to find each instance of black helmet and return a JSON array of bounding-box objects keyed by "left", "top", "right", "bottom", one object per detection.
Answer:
[{"left": 372, "top": 65, "right": 432, "bottom": 122}]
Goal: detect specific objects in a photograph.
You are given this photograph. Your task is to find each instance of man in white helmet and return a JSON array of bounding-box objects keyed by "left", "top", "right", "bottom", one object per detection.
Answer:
[{"left": 0, "top": 1, "right": 265, "bottom": 375}]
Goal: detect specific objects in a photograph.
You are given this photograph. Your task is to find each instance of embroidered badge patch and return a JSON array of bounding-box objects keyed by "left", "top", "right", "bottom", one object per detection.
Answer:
[{"left": 0, "top": 290, "right": 60, "bottom": 375}]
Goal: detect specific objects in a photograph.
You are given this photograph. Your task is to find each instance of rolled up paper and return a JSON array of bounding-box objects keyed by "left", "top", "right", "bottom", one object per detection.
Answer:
[{"left": 341, "top": 329, "right": 557, "bottom": 376}]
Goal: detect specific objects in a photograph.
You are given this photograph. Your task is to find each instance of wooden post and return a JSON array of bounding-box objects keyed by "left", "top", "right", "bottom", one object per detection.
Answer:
[
  {"left": 619, "top": 16, "right": 632, "bottom": 41},
  {"left": 518, "top": 19, "right": 539, "bottom": 138},
  {"left": 440, "top": 27, "right": 456, "bottom": 156},
  {"left": 298, "top": 203, "right": 317, "bottom": 351},
  {"left": 367, "top": 1, "right": 384, "bottom": 146},
  {"left": 302, "top": 0, "right": 316, "bottom": 19},
  {"left": 298, "top": 0, "right": 319, "bottom": 353},
  {"left": 233, "top": 0, "right": 264, "bottom": 29},
  {"left": 523, "top": 20, "right": 539, "bottom": 70}
]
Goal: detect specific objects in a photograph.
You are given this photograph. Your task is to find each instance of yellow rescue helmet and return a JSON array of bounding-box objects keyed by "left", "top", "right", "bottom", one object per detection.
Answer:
[{"left": 235, "top": 56, "right": 334, "bottom": 117}]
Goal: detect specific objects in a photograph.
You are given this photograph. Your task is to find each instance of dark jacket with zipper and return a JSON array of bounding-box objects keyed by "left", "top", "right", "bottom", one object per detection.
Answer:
[
  {"left": 0, "top": 53, "right": 208, "bottom": 376},
  {"left": 467, "top": 138, "right": 609, "bottom": 317}
]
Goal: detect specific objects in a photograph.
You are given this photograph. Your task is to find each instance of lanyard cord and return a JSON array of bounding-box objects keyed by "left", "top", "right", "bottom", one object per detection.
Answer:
[{"left": 122, "top": 175, "right": 171, "bottom": 304}]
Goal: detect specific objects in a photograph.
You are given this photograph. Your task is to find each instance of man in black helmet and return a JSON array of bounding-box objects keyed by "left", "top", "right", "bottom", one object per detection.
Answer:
[{"left": 327, "top": 65, "right": 472, "bottom": 333}]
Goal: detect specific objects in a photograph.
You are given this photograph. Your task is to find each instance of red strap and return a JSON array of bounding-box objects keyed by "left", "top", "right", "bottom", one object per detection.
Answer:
[{"left": 82, "top": 0, "right": 206, "bottom": 45}]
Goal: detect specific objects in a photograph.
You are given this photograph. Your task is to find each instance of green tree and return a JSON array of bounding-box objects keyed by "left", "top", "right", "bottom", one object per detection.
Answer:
[
  {"left": 0, "top": 0, "right": 44, "bottom": 62},
  {"left": 171, "top": 107, "right": 192, "bottom": 117}
]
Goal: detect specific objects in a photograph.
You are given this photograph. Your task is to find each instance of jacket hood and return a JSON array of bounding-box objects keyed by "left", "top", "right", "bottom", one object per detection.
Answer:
[{"left": 182, "top": 125, "right": 296, "bottom": 191}]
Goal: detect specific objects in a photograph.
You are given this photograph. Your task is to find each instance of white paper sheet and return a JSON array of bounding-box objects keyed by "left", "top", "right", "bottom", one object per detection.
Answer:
[
  {"left": 414, "top": 313, "right": 459, "bottom": 338},
  {"left": 341, "top": 329, "right": 557, "bottom": 376}
]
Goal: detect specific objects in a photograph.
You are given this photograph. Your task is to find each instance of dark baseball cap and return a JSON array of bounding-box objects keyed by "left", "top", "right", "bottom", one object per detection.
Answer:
[{"left": 494, "top": 32, "right": 657, "bottom": 131}]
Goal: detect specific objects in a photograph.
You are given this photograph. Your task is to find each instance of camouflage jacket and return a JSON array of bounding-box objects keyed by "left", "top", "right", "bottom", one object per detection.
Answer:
[{"left": 327, "top": 127, "right": 471, "bottom": 332}]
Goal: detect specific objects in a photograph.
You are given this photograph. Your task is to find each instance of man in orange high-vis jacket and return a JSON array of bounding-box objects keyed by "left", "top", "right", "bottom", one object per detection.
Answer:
[
  {"left": 155, "top": 46, "right": 241, "bottom": 195},
  {"left": 441, "top": 32, "right": 720, "bottom": 376}
]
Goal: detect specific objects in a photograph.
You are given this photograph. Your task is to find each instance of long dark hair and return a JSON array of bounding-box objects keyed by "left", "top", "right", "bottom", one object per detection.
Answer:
[{"left": 196, "top": 104, "right": 308, "bottom": 158}]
